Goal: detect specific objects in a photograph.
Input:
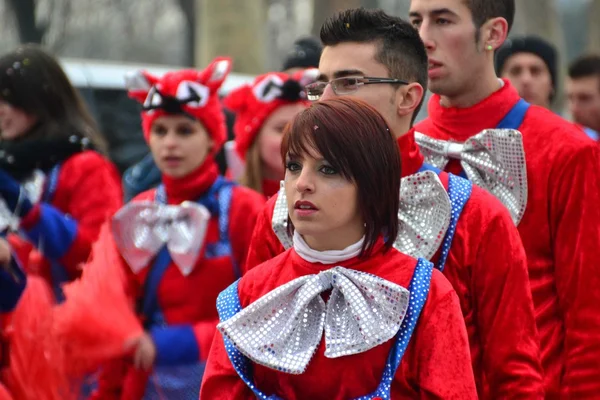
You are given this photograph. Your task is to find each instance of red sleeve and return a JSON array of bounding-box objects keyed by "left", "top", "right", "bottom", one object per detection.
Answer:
[
  {"left": 473, "top": 205, "right": 544, "bottom": 398},
  {"left": 228, "top": 186, "right": 266, "bottom": 275},
  {"left": 550, "top": 144, "right": 600, "bottom": 397},
  {"left": 200, "top": 329, "right": 255, "bottom": 399},
  {"left": 37, "top": 153, "right": 123, "bottom": 278},
  {"left": 410, "top": 289, "right": 477, "bottom": 399},
  {"left": 244, "top": 195, "right": 285, "bottom": 272}
]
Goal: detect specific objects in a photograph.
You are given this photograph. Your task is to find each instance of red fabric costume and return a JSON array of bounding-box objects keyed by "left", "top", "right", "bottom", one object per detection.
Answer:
[
  {"left": 223, "top": 70, "right": 315, "bottom": 198},
  {"left": 245, "top": 129, "right": 544, "bottom": 399},
  {"left": 415, "top": 79, "right": 600, "bottom": 398},
  {"left": 202, "top": 242, "right": 477, "bottom": 399},
  {"left": 7, "top": 151, "right": 122, "bottom": 283},
  {"left": 81, "top": 58, "right": 267, "bottom": 399}
]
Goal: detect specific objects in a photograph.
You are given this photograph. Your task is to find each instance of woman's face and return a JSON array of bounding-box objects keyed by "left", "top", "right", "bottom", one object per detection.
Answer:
[
  {"left": 149, "top": 115, "right": 214, "bottom": 179},
  {"left": 0, "top": 100, "right": 38, "bottom": 140},
  {"left": 257, "top": 103, "right": 307, "bottom": 180},
  {"left": 284, "top": 146, "right": 364, "bottom": 251}
]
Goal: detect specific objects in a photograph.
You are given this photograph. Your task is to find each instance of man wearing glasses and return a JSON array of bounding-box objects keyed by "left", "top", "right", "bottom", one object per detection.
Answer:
[{"left": 245, "top": 8, "right": 543, "bottom": 398}]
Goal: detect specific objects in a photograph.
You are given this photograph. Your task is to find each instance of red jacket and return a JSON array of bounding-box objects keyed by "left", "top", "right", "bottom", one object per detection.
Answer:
[
  {"left": 202, "top": 243, "right": 477, "bottom": 399},
  {"left": 93, "top": 163, "right": 265, "bottom": 399},
  {"left": 415, "top": 80, "right": 600, "bottom": 398},
  {"left": 8, "top": 151, "right": 122, "bottom": 283},
  {"left": 244, "top": 130, "right": 544, "bottom": 399}
]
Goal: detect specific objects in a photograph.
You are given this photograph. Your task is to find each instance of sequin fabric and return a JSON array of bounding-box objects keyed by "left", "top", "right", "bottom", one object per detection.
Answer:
[
  {"left": 272, "top": 171, "right": 452, "bottom": 259},
  {"left": 435, "top": 174, "right": 472, "bottom": 272},
  {"left": 0, "top": 169, "right": 45, "bottom": 231},
  {"left": 395, "top": 171, "right": 451, "bottom": 260},
  {"left": 111, "top": 201, "right": 211, "bottom": 276},
  {"left": 216, "top": 258, "right": 434, "bottom": 400},
  {"left": 217, "top": 266, "right": 410, "bottom": 375},
  {"left": 414, "top": 129, "right": 527, "bottom": 225},
  {"left": 271, "top": 181, "right": 293, "bottom": 250}
]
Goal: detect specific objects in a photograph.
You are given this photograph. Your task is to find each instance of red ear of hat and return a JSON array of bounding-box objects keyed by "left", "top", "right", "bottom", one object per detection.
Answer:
[
  {"left": 226, "top": 69, "right": 316, "bottom": 161},
  {"left": 125, "top": 57, "right": 232, "bottom": 153}
]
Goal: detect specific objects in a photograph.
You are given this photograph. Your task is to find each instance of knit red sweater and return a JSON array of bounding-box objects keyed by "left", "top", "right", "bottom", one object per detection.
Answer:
[
  {"left": 245, "top": 131, "right": 544, "bottom": 399},
  {"left": 415, "top": 79, "right": 600, "bottom": 398}
]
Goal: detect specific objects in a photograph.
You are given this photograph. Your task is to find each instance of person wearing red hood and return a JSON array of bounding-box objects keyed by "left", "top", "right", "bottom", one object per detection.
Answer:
[
  {"left": 75, "top": 58, "right": 265, "bottom": 400},
  {"left": 243, "top": 8, "right": 543, "bottom": 400},
  {"left": 409, "top": 0, "right": 600, "bottom": 397},
  {"left": 224, "top": 69, "right": 315, "bottom": 198}
]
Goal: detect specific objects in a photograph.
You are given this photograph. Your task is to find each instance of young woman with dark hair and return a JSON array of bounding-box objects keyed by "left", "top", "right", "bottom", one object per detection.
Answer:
[
  {"left": 0, "top": 44, "right": 122, "bottom": 297},
  {"left": 201, "top": 97, "right": 476, "bottom": 399}
]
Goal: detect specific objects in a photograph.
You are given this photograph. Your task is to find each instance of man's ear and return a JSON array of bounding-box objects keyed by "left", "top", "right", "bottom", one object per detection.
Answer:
[{"left": 396, "top": 82, "right": 424, "bottom": 118}]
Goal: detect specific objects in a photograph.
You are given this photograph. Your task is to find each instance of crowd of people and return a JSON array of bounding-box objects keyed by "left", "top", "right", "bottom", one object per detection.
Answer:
[{"left": 0, "top": 1, "right": 599, "bottom": 399}]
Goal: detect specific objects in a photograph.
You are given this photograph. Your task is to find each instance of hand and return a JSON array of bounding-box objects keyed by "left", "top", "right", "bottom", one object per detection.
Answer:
[
  {"left": 124, "top": 333, "right": 156, "bottom": 371},
  {"left": 0, "top": 238, "right": 11, "bottom": 266}
]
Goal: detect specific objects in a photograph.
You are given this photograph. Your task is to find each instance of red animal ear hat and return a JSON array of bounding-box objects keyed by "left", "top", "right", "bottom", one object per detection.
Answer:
[
  {"left": 224, "top": 68, "right": 318, "bottom": 160},
  {"left": 125, "top": 57, "right": 232, "bottom": 153}
]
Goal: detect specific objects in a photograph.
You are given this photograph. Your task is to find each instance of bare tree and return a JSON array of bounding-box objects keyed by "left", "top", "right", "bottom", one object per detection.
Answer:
[
  {"left": 5, "top": 0, "right": 46, "bottom": 43},
  {"left": 175, "top": 0, "right": 196, "bottom": 66},
  {"left": 587, "top": 0, "right": 600, "bottom": 53}
]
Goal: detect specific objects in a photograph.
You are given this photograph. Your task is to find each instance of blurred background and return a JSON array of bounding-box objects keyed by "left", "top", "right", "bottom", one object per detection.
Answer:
[{"left": 0, "top": 0, "right": 597, "bottom": 172}]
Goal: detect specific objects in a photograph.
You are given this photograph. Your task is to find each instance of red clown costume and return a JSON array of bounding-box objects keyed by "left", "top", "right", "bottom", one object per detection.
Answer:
[
  {"left": 202, "top": 234, "right": 477, "bottom": 399},
  {"left": 244, "top": 128, "right": 545, "bottom": 398},
  {"left": 57, "top": 57, "right": 266, "bottom": 400},
  {"left": 414, "top": 79, "right": 600, "bottom": 398},
  {"left": 224, "top": 69, "right": 315, "bottom": 198}
]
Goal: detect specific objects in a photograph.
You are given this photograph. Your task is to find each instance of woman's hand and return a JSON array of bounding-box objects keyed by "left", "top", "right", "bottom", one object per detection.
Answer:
[
  {"left": 125, "top": 333, "right": 157, "bottom": 371},
  {"left": 0, "top": 238, "right": 12, "bottom": 267}
]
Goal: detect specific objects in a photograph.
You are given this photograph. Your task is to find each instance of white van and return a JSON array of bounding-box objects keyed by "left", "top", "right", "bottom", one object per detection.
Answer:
[{"left": 59, "top": 57, "right": 255, "bottom": 174}]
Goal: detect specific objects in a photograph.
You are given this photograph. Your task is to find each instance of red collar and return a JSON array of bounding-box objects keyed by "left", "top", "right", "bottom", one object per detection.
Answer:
[
  {"left": 161, "top": 159, "right": 219, "bottom": 205},
  {"left": 262, "top": 179, "right": 281, "bottom": 199},
  {"left": 396, "top": 128, "right": 425, "bottom": 177},
  {"left": 427, "top": 78, "right": 521, "bottom": 141}
]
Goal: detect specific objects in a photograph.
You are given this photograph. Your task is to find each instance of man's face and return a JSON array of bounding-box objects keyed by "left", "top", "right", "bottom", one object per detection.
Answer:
[
  {"left": 501, "top": 53, "right": 553, "bottom": 109},
  {"left": 567, "top": 75, "right": 600, "bottom": 132},
  {"left": 317, "top": 42, "right": 401, "bottom": 136},
  {"left": 409, "top": 0, "right": 486, "bottom": 98}
]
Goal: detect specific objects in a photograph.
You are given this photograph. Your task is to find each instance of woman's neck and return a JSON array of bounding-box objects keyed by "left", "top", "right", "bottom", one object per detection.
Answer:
[{"left": 301, "top": 224, "right": 365, "bottom": 252}]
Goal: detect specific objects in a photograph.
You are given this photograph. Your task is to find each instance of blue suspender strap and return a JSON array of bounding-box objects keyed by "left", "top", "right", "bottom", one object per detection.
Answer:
[
  {"left": 140, "top": 247, "right": 174, "bottom": 327},
  {"left": 417, "top": 163, "right": 441, "bottom": 174},
  {"left": 216, "top": 281, "right": 280, "bottom": 399},
  {"left": 216, "top": 259, "right": 435, "bottom": 400},
  {"left": 496, "top": 99, "right": 530, "bottom": 130},
  {"left": 43, "top": 164, "right": 62, "bottom": 203},
  {"left": 435, "top": 174, "right": 472, "bottom": 272}
]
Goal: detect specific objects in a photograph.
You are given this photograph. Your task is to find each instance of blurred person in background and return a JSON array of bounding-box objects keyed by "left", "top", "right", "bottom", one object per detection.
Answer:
[
  {"left": 496, "top": 35, "right": 557, "bottom": 110},
  {"left": 56, "top": 58, "right": 265, "bottom": 400},
  {"left": 223, "top": 68, "right": 316, "bottom": 198},
  {"left": 567, "top": 54, "right": 600, "bottom": 141},
  {"left": 0, "top": 44, "right": 122, "bottom": 299},
  {"left": 281, "top": 36, "right": 322, "bottom": 74}
]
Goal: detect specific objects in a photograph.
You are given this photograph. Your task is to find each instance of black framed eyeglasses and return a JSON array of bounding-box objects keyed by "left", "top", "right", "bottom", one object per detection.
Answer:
[{"left": 305, "top": 76, "right": 409, "bottom": 101}]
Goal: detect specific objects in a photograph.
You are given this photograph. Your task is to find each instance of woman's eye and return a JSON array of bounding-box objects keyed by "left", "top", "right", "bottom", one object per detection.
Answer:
[
  {"left": 320, "top": 165, "right": 337, "bottom": 175},
  {"left": 152, "top": 126, "right": 167, "bottom": 136},
  {"left": 286, "top": 161, "right": 301, "bottom": 172},
  {"left": 178, "top": 126, "right": 193, "bottom": 135}
]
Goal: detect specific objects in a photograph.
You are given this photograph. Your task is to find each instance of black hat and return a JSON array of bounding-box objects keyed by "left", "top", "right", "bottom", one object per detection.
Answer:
[
  {"left": 282, "top": 36, "right": 323, "bottom": 71},
  {"left": 495, "top": 35, "right": 558, "bottom": 91}
]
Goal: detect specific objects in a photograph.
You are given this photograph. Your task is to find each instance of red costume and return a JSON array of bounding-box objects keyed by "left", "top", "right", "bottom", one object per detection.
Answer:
[
  {"left": 224, "top": 69, "right": 316, "bottom": 198},
  {"left": 7, "top": 151, "right": 122, "bottom": 286},
  {"left": 78, "top": 58, "right": 267, "bottom": 399},
  {"left": 202, "top": 240, "right": 477, "bottom": 399},
  {"left": 245, "top": 128, "right": 544, "bottom": 399},
  {"left": 415, "top": 79, "right": 600, "bottom": 398}
]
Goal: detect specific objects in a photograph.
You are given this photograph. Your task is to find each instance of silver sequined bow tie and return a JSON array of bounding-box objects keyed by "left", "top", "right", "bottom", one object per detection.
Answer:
[
  {"left": 218, "top": 266, "right": 410, "bottom": 374},
  {"left": 112, "top": 201, "right": 211, "bottom": 276},
  {"left": 0, "top": 169, "right": 45, "bottom": 232},
  {"left": 414, "top": 129, "right": 528, "bottom": 224},
  {"left": 273, "top": 170, "right": 451, "bottom": 260}
]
